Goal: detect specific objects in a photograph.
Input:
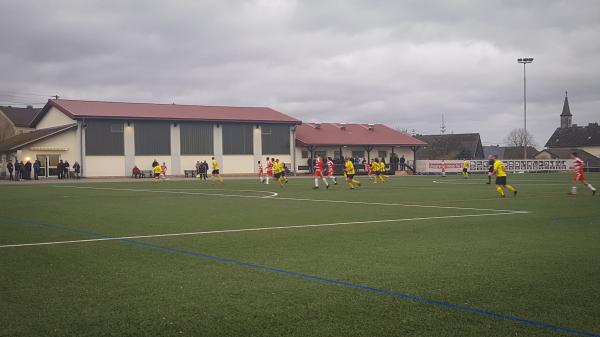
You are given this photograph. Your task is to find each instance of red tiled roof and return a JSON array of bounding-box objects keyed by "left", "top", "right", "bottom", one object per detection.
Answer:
[
  {"left": 34, "top": 99, "right": 301, "bottom": 125},
  {"left": 296, "top": 123, "right": 426, "bottom": 146},
  {"left": 0, "top": 106, "right": 41, "bottom": 127}
]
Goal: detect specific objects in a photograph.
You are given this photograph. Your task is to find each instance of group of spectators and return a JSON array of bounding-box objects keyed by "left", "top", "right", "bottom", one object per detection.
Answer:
[
  {"left": 5, "top": 159, "right": 39, "bottom": 181},
  {"left": 4, "top": 158, "right": 80, "bottom": 181},
  {"left": 195, "top": 160, "right": 209, "bottom": 180},
  {"left": 57, "top": 160, "right": 81, "bottom": 179}
]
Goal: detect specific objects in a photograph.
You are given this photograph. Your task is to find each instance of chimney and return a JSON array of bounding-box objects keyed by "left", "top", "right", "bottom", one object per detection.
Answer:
[
  {"left": 340, "top": 123, "right": 346, "bottom": 130},
  {"left": 368, "top": 123, "right": 374, "bottom": 130},
  {"left": 315, "top": 123, "right": 320, "bottom": 129},
  {"left": 26, "top": 105, "right": 33, "bottom": 109}
]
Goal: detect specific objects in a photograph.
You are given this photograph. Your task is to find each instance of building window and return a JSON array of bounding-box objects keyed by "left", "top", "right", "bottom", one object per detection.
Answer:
[
  {"left": 134, "top": 121, "right": 171, "bottom": 155},
  {"left": 351, "top": 150, "right": 364, "bottom": 159},
  {"left": 180, "top": 123, "right": 213, "bottom": 155},
  {"left": 333, "top": 151, "right": 342, "bottom": 159},
  {"left": 314, "top": 150, "right": 327, "bottom": 158},
  {"left": 110, "top": 124, "right": 124, "bottom": 133},
  {"left": 261, "top": 124, "right": 290, "bottom": 154},
  {"left": 301, "top": 150, "right": 309, "bottom": 159},
  {"left": 85, "top": 120, "right": 124, "bottom": 155},
  {"left": 378, "top": 151, "right": 387, "bottom": 158},
  {"left": 223, "top": 123, "right": 253, "bottom": 155}
]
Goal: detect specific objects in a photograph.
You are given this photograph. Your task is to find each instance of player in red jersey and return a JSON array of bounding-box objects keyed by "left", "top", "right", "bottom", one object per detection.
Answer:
[
  {"left": 257, "top": 160, "right": 264, "bottom": 183},
  {"left": 363, "top": 159, "right": 374, "bottom": 182},
  {"left": 313, "top": 155, "right": 329, "bottom": 189},
  {"left": 570, "top": 152, "right": 596, "bottom": 195},
  {"left": 265, "top": 157, "right": 273, "bottom": 185},
  {"left": 326, "top": 157, "right": 337, "bottom": 185}
]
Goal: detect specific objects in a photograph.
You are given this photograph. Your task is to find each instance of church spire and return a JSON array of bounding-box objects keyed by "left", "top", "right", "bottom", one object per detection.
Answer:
[{"left": 560, "top": 91, "right": 572, "bottom": 128}]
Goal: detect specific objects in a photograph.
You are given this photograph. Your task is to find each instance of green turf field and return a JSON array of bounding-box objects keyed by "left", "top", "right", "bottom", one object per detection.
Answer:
[{"left": 1, "top": 173, "right": 599, "bottom": 337}]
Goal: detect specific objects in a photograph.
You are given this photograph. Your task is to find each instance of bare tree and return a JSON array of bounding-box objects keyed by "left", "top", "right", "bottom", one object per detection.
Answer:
[{"left": 504, "top": 128, "right": 536, "bottom": 147}]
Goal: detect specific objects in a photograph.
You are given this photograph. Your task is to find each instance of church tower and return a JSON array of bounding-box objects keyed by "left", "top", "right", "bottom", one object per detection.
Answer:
[{"left": 560, "top": 91, "right": 572, "bottom": 128}]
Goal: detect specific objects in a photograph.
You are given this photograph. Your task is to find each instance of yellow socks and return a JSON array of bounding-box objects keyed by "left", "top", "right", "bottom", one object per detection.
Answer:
[{"left": 496, "top": 186, "right": 505, "bottom": 197}]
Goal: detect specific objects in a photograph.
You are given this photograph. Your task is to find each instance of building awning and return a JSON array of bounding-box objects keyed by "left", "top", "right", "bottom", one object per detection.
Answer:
[{"left": 0, "top": 124, "right": 77, "bottom": 152}]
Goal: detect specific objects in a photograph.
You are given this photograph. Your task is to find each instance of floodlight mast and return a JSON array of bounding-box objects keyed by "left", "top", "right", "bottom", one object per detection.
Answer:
[{"left": 517, "top": 57, "right": 534, "bottom": 159}]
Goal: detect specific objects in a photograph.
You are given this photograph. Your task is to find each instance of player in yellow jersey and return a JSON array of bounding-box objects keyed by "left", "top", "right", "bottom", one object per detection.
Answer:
[
  {"left": 492, "top": 155, "right": 517, "bottom": 198},
  {"left": 344, "top": 157, "right": 361, "bottom": 189},
  {"left": 273, "top": 159, "right": 284, "bottom": 187},
  {"left": 152, "top": 164, "right": 162, "bottom": 183},
  {"left": 462, "top": 159, "right": 469, "bottom": 178},
  {"left": 379, "top": 158, "right": 388, "bottom": 181},
  {"left": 211, "top": 157, "right": 223, "bottom": 183}
]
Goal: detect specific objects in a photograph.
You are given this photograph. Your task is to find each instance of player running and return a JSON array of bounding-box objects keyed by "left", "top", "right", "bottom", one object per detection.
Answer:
[
  {"left": 344, "top": 157, "right": 361, "bottom": 189},
  {"left": 258, "top": 160, "right": 264, "bottom": 183},
  {"left": 211, "top": 157, "right": 223, "bottom": 183},
  {"left": 441, "top": 160, "right": 447, "bottom": 178},
  {"left": 486, "top": 155, "right": 495, "bottom": 184},
  {"left": 379, "top": 158, "right": 389, "bottom": 181},
  {"left": 313, "top": 155, "right": 329, "bottom": 189},
  {"left": 152, "top": 163, "right": 162, "bottom": 183},
  {"left": 492, "top": 155, "right": 517, "bottom": 198},
  {"left": 273, "top": 158, "right": 284, "bottom": 187},
  {"left": 570, "top": 152, "right": 596, "bottom": 195},
  {"left": 265, "top": 157, "right": 273, "bottom": 185},
  {"left": 462, "top": 159, "right": 469, "bottom": 178},
  {"left": 326, "top": 157, "right": 337, "bottom": 185},
  {"left": 363, "top": 159, "right": 374, "bottom": 182}
]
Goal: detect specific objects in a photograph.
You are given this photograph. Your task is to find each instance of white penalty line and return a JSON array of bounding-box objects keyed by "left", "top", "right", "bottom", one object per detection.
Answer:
[
  {"left": 0, "top": 211, "right": 528, "bottom": 249},
  {"left": 53, "top": 185, "right": 522, "bottom": 213}
]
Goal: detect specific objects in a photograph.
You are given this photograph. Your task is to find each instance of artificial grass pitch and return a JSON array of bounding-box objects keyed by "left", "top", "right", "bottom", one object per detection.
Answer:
[{"left": 0, "top": 173, "right": 599, "bottom": 337}]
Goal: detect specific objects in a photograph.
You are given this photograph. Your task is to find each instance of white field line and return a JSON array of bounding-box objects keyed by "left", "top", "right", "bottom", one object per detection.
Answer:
[
  {"left": 0, "top": 211, "right": 528, "bottom": 249},
  {"left": 54, "top": 185, "right": 278, "bottom": 199},
  {"left": 432, "top": 180, "right": 572, "bottom": 186},
  {"left": 54, "top": 186, "right": 523, "bottom": 213}
]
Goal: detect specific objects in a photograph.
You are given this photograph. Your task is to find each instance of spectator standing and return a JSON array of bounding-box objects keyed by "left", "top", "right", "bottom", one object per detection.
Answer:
[
  {"left": 14, "top": 161, "right": 21, "bottom": 180},
  {"left": 24, "top": 161, "right": 32, "bottom": 180},
  {"left": 73, "top": 161, "right": 81, "bottom": 179},
  {"left": 399, "top": 155, "right": 406, "bottom": 171},
  {"left": 64, "top": 160, "right": 70, "bottom": 179},
  {"left": 195, "top": 161, "right": 201, "bottom": 177},
  {"left": 7, "top": 160, "right": 14, "bottom": 181},
  {"left": 57, "top": 160, "right": 64, "bottom": 179},
  {"left": 33, "top": 159, "right": 41, "bottom": 180},
  {"left": 19, "top": 161, "right": 26, "bottom": 181}
]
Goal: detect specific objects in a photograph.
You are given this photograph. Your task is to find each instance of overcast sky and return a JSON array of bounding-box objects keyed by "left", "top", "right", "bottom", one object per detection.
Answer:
[{"left": 1, "top": 0, "right": 599, "bottom": 146}]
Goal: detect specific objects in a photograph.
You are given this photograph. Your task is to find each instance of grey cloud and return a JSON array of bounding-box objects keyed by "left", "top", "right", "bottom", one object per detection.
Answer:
[{"left": 1, "top": 0, "right": 599, "bottom": 146}]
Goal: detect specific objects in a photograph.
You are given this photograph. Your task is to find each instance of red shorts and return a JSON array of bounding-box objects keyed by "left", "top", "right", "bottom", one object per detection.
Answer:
[
  {"left": 258, "top": 171, "right": 263, "bottom": 177},
  {"left": 314, "top": 170, "right": 323, "bottom": 177},
  {"left": 267, "top": 170, "right": 273, "bottom": 177},
  {"left": 574, "top": 171, "right": 585, "bottom": 182}
]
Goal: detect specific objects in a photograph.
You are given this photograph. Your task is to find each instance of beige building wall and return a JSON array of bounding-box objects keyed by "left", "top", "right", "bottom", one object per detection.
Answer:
[
  {"left": 222, "top": 155, "right": 254, "bottom": 174},
  {"left": 135, "top": 156, "right": 172, "bottom": 172},
  {"left": 17, "top": 129, "right": 81, "bottom": 178},
  {"left": 581, "top": 146, "right": 600, "bottom": 157},
  {"left": 180, "top": 155, "right": 214, "bottom": 173},
  {"left": 0, "top": 112, "right": 15, "bottom": 141},
  {"left": 86, "top": 156, "right": 126, "bottom": 176},
  {"left": 36, "top": 107, "right": 74, "bottom": 129}
]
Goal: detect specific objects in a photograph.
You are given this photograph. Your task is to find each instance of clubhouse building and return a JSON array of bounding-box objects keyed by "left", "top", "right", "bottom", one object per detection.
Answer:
[{"left": 0, "top": 99, "right": 425, "bottom": 177}]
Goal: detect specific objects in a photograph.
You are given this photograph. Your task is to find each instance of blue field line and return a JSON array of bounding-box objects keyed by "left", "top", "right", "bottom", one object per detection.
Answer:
[{"left": 1, "top": 215, "right": 599, "bottom": 337}]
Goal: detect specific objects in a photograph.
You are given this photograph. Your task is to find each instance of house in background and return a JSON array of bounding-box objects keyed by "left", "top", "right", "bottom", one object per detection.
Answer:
[
  {"left": 483, "top": 145, "right": 539, "bottom": 159},
  {"left": 545, "top": 92, "right": 600, "bottom": 157},
  {"left": 0, "top": 105, "right": 40, "bottom": 141},
  {"left": 536, "top": 148, "right": 600, "bottom": 171},
  {"left": 295, "top": 123, "right": 426, "bottom": 172},
  {"left": 414, "top": 133, "right": 484, "bottom": 160}
]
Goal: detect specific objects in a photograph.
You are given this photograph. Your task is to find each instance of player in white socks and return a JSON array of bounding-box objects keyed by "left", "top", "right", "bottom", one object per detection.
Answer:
[{"left": 570, "top": 152, "right": 596, "bottom": 196}]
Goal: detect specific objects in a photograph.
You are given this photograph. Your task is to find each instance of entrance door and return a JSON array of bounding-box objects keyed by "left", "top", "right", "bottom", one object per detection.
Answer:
[{"left": 35, "top": 155, "right": 60, "bottom": 177}]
